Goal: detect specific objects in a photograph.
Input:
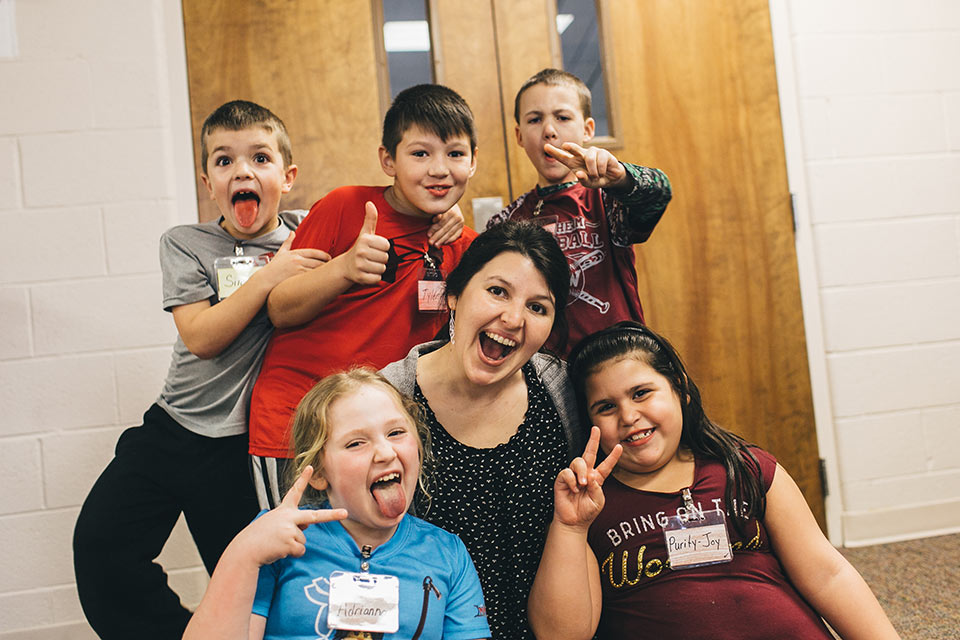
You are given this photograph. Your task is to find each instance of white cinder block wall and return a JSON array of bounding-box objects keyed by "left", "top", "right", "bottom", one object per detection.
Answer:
[
  {"left": 1, "top": 0, "right": 958, "bottom": 637},
  {"left": 776, "top": 0, "right": 960, "bottom": 546},
  {"left": 0, "top": 1, "right": 205, "bottom": 638}
]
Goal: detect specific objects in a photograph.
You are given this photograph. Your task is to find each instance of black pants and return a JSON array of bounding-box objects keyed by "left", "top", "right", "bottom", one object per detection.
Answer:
[{"left": 73, "top": 404, "right": 259, "bottom": 640}]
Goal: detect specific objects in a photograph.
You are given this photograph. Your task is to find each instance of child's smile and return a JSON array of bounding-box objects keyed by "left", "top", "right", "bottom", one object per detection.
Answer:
[{"left": 310, "top": 385, "right": 420, "bottom": 548}]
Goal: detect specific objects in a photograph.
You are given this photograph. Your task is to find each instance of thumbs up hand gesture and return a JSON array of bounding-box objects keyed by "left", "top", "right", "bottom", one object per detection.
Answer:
[
  {"left": 231, "top": 466, "right": 348, "bottom": 568},
  {"left": 342, "top": 201, "right": 391, "bottom": 285}
]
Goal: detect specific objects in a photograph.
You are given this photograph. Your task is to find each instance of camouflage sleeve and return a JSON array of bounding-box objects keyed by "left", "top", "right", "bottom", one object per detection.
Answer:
[{"left": 605, "top": 162, "right": 672, "bottom": 247}]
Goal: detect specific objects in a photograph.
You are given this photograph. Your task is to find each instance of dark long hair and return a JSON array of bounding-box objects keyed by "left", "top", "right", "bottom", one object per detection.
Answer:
[
  {"left": 568, "top": 321, "right": 765, "bottom": 535},
  {"left": 445, "top": 221, "right": 570, "bottom": 350}
]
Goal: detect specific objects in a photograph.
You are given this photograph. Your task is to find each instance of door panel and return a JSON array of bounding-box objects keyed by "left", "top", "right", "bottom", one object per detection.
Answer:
[
  {"left": 183, "top": 0, "right": 385, "bottom": 222},
  {"left": 602, "top": 0, "right": 825, "bottom": 527},
  {"left": 492, "top": 0, "right": 558, "bottom": 199},
  {"left": 430, "top": 0, "right": 510, "bottom": 226}
]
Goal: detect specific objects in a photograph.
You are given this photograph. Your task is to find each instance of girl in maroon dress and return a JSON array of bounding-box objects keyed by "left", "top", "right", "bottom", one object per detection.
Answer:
[{"left": 529, "top": 322, "right": 899, "bottom": 640}]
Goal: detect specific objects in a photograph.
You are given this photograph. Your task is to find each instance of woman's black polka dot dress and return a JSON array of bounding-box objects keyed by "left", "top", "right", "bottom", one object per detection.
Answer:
[{"left": 414, "top": 362, "right": 569, "bottom": 639}]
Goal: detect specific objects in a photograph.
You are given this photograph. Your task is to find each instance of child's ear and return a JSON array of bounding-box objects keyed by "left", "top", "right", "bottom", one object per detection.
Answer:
[
  {"left": 468, "top": 147, "right": 478, "bottom": 177},
  {"left": 282, "top": 164, "right": 298, "bottom": 194},
  {"left": 514, "top": 124, "right": 523, "bottom": 147},
  {"left": 307, "top": 470, "right": 328, "bottom": 492},
  {"left": 378, "top": 146, "right": 397, "bottom": 178},
  {"left": 200, "top": 173, "right": 215, "bottom": 200},
  {"left": 582, "top": 117, "right": 596, "bottom": 144}
]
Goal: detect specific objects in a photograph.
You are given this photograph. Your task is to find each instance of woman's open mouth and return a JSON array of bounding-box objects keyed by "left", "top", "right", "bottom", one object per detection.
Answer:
[{"left": 478, "top": 331, "right": 517, "bottom": 363}]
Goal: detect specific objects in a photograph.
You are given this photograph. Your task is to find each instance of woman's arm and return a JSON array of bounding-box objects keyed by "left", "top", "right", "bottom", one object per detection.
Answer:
[{"left": 765, "top": 464, "right": 900, "bottom": 639}]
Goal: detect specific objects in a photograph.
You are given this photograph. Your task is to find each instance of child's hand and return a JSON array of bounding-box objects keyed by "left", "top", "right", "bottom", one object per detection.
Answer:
[
  {"left": 231, "top": 466, "right": 348, "bottom": 567},
  {"left": 342, "top": 201, "right": 391, "bottom": 285},
  {"left": 553, "top": 427, "right": 622, "bottom": 530},
  {"left": 428, "top": 203, "right": 464, "bottom": 246},
  {"left": 261, "top": 232, "right": 331, "bottom": 286},
  {"left": 544, "top": 142, "right": 629, "bottom": 190}
]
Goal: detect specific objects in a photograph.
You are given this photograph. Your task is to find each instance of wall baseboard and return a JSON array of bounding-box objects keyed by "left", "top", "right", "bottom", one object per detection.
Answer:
[{"left": 842, "top": 498, "right": 960, "bottom": 547}]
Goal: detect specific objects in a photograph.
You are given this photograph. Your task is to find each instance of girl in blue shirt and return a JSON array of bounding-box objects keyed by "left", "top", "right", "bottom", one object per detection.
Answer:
[{"left": 185, "top": 368, "right": 490, "bottom": 640}]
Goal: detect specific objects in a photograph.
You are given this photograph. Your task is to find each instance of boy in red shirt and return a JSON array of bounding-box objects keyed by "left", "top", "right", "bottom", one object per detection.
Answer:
[{"left": 248, "top": 85, "right": 478, "bottom": 507}]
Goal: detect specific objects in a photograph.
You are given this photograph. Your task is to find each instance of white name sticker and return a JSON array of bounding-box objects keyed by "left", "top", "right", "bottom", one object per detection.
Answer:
[
  {"left": 663, "top": 509, "right": 733, "bottom": 570},
  {"left": 326, "top": 571, "right": 399, "bottom": 634},
  {"left": 214, "top": 255, "right": 271, "bottom": 300}
]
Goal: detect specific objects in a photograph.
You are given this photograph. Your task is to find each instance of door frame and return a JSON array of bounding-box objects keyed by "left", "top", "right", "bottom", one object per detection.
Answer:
[{"left": 768, "top": 0, "right": 843, "bottom": 544}]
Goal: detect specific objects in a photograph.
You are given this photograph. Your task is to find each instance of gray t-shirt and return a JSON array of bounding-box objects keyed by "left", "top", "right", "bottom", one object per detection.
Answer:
[{"left": 156, "top": 211, "right": 306, "bottom": 438}]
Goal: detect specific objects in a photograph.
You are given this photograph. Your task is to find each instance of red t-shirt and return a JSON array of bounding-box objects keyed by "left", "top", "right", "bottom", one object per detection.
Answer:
[
  {"left": 248, "top": 186, "right": 476, "bottom": 457},
  {"left": 587, "top": 448, "right": 833, "bottom": 639},
  {"left": 491, "top": 184, "right": 645, "bottom": 356}
]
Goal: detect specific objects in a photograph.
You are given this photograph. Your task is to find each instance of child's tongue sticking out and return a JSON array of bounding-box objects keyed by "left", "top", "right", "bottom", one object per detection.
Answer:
[
  {"left": 235, "top": 198, "right": 259, "bottom": 227},
  {"left": 371, "top": 478, "right": 406, "bottom": 519}
]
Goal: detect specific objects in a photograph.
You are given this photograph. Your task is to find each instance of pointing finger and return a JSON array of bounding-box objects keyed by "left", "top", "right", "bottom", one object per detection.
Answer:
[
  {"left": 595, "top": 444, "right": 623, "bottom": 481},
  {"left": 295, "top": 507, "right": 349, "bottom": 529},
  {"left": 581, "top": 426, "right": 601, "bottom": 468},
  {"left": 281, "top": 465, "right": 313, "bottom": 509},
  {"left": 544, "top": 143, "right": 576, "bottom": 166},
  {"left": 560, "top": 142, "right": 588, "bottom": 158}
]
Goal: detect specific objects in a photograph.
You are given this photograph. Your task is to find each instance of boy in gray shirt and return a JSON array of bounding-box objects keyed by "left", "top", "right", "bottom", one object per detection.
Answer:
[{"left": 72, "top": 101, "right": 330, "bottom": 640}]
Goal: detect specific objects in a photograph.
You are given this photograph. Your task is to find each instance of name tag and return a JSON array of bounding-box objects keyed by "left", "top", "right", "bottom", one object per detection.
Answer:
[
  {"left": 326, "top": 571, "right": 399, "bottom": 634},
  {"left": 214, "top": 255, "right": 271, "bottom": 300},
  {"left": 418, "top": 266, "right": 447, "bottom": 312},
  {"left": 663, "top": 509, "right": 733, "bottom": 570}
]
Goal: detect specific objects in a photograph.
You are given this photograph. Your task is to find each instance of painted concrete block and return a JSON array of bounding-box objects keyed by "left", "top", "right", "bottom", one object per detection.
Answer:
[
  {"left": 827, "top": 342, "right": 960, "bottom": 417},
  {"left": 806, "top": 156, "right": 960, "bottom": 223},
  {"left": 0, "top": 355, "right": 116, "bottom": 436},
  {"left": 0, "top": 287, "right": 31, "bottom": 359},
  {"left": 814, "top": 218, "right": 958, "bottom": 287},
  {"left": 0, "top": 209, "right": 105, "bottom": 284},
  {"left": 31, "top": 275, "right": 176, "bottom": 355},
  {"left": 0, "top": 438, "right": 43, "bottom": 515}
]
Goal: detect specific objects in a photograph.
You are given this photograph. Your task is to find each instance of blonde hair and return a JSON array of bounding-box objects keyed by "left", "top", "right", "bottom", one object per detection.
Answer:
[{"left": 287, "top": 368, "right": 432, "bottom": 506}]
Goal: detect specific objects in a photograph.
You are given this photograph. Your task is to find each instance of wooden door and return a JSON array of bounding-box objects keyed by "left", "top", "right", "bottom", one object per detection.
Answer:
[{"left": 182, "top": 0, "right": 825, "bottom": 529}]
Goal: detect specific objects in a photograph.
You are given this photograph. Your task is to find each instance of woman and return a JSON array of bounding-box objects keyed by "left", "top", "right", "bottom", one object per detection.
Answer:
[{"left": 381, "top": 221, "right": 585, "bottom": 639}]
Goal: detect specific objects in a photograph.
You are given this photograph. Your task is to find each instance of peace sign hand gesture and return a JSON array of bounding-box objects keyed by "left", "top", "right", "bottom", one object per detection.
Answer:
[
  {"left": 553, "top": 427, "right": 622, "bottom": 531},
  {"left": 544, "top": 142, "right": 630, "bottom": 190},
  {"left": 234, "top": 466, "right": 349, "bottom": 567}
]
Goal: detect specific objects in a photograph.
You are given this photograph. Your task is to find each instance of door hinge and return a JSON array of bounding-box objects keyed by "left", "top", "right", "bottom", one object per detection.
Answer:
[
  {"left": 818, "top": 458, "right": 829, "bottom": 497},
  {"left": 789, "top": 192, "right": 798, "bottom": 233}
]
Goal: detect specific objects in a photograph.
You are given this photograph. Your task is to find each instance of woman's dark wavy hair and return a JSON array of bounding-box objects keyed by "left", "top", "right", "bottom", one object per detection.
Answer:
[
  {"left": 568, "top": 321, "right": 765, "bottom": 536},
  {"left": 444, "top": 221, "right": 570, "bottom": 351}
]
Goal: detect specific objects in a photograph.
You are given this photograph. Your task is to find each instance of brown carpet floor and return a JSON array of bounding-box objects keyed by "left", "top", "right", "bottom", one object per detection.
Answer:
[{"left": 839, "top": 533, "right": 960, "bottom": 639}]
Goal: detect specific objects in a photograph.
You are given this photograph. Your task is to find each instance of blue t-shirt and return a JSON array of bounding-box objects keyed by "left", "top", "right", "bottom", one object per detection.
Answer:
[{"left": 253, "top": 513, "right": 490, "bottom": 639}]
